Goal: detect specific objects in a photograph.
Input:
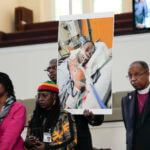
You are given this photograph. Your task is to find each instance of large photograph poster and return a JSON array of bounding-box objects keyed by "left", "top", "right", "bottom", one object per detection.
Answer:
[{"left": 57, "top": 13, "right": 114, "bottom": 114}]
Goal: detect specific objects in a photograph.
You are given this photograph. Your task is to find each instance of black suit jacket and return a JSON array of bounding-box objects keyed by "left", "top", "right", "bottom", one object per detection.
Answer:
[
  {"left": 75, "top": 115, "right": 104, "bottom": 150},
  {"left": 122, "top": 90, "right": 150, "bottom": 150}
]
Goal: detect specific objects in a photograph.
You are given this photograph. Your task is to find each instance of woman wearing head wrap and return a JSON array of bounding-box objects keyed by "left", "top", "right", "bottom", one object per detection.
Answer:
[
  {"left": 24, "top": 81, "right": 77, "bottom": 150},
  {"left": 0, "top": 72, "right": 26, "bottom": 150}
]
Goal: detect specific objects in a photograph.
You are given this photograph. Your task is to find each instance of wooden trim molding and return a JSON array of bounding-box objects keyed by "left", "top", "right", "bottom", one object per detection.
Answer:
[{"left": 0, "top": 13, "right": 133, "bottom": 48}]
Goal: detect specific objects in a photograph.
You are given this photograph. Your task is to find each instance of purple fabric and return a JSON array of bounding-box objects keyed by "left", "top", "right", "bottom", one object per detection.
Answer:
[
  {"left": 137, "top": 93, "right": 148, "bottom": 114},
  {"left": 0, "top": 102, "right": 26, "bottom": 150}
]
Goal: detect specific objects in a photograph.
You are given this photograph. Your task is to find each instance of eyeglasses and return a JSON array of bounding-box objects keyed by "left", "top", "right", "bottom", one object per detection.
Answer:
[{"left": 126, "top": 71, "right": 147, "bottom": 79}]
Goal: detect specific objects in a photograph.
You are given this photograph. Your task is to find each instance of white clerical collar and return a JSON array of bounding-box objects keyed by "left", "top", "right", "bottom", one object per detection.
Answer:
[{"left": 138, "top": 84, "right": 150, "bottom": 94}]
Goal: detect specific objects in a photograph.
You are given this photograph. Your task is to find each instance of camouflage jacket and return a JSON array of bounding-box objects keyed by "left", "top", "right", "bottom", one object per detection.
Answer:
[{"left": 26, "top": 110, "right": 77, "bottom": 150}]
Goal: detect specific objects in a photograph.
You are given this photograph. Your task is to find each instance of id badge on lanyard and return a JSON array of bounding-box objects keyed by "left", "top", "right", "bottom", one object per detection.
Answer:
[{"left": 43, "top": 129, "right": 52, "bottom": 143}]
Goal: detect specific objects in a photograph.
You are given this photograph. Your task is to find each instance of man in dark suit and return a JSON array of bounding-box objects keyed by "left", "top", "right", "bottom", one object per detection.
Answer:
[
  {"left": 46, "top": 58, "right": 104, "bottom": 150},
  {"left": 122, "top": 61, "right": 150, "bottom": 150}
]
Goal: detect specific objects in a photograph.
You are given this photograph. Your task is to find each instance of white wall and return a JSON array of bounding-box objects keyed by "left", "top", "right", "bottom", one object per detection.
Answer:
[
  {"left": 0, "top": 0, "right": 19, "bottom": 32},
  {"left": 18, "top": 0, "right": 43, "bottom": 22},
  {"left": 42, "top": 0, "right": 56, "bottom": 21},
  {"left": 113, "top": 33, "right": 150, "bottom": 93},
  {"left": 122, "top": 0, "right": 132, "bottom": 13},
  {"left": 90, "top": 122, "right": 126, "bottom": 150},
  {"left": 0, "top": 43, "right": 58, "bottom": 100}
]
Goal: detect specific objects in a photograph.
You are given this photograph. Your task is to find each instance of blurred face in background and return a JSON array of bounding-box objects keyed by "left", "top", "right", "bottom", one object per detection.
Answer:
[{"left": 47, "top": 60, "right": 57, "bottom": 83}]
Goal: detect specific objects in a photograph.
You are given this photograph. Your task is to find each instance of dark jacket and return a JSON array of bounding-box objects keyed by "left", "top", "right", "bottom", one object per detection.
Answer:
[
  {"left": 75, "top": 115, "right": 104, "bottom": 150},
  {"left": 122, "top": 90, "right": 150, "bottom": 150}
]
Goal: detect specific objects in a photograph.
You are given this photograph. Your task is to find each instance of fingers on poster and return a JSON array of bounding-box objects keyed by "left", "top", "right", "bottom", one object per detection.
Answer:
[{"left": 57, "top": 13, "right": 114, "bottom": 114}]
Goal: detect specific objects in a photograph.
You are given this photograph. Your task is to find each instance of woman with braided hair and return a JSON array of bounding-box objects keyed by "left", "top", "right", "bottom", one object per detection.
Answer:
[{"left": 25, "top": 81, "right": 77, "bottom": 150}]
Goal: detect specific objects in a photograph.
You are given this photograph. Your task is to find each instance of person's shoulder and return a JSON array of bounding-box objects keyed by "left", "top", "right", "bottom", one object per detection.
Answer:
[
  {"left": 124, "top": 90, "right": 135, "bottom": 98},
  {"left": 122, "top": 90, "right": 136, "bottom": 102},
  {"left": 13, "top": 101, "right": 25, "bottom": 107},
  {"left": 59, "top": 110, "right": 73, "bottom": 119},
  {"left": 11, "top": 101, "right": 26, "bottom": 112},
  {"left": 59, "top": 110, "right": 76, "bottom": 125},
  {"left": 60, "top": 109, "right": 70, "bottom": 115}
]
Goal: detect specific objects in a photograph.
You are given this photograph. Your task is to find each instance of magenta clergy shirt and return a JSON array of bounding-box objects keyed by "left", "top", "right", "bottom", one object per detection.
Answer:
[{"left": 137, "top": 93, "right": 148, "bottom": 114}]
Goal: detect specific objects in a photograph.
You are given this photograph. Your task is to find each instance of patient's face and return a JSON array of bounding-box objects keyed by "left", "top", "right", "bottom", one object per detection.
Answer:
[{"left": 81, "top": 42, "right": 95, "bottom": 66}]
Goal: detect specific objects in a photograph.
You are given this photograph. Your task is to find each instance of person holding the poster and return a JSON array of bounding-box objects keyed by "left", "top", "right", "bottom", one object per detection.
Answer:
[
  {"left": 46, "top": 59, "right": 57, "bottom": 83},
  {"left": 46, "top": 58, "right": 104, "bottom": 150},
  {"left": 122, "top": 61, "right": 150, "bottom": 150},
  {"left": 0, "top": 72, "right": 26, "bottom": 150},
  {"left": 24, "top": 81, "right": 77, "bottom": 150}
]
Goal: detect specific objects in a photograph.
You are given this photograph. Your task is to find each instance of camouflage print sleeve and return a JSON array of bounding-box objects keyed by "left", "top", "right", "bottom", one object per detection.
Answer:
[{"left": 45, "top": 111, "right": 77, "bottom": 150}]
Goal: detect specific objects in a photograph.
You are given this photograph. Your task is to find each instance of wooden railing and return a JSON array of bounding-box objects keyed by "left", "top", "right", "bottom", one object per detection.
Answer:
[
  {"left": 0, "top": 13, "right": 134, "bottom": 48},
  {"left": 115, "top": 12, "right": 133, "bottom": 36}
]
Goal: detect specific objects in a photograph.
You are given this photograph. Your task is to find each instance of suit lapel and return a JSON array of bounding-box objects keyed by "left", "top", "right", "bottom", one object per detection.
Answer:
[{"left": 127, "top": 91, "right": 136, "bottom": 128}]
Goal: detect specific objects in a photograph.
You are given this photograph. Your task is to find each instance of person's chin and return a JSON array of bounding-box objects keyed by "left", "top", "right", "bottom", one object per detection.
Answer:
[
  {"left": 39, "top": 104, "right": 46, "bottom": 109},
  {"left": 50, "top": 76, "right": 56, "bottom": 82},
  {"left": 132, "top": 84, "right": 142, "bottom": 90}
]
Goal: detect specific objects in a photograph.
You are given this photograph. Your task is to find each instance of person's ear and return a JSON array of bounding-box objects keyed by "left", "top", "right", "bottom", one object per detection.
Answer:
[
  {"left": 53, "top": 93, "right": 56, "bottom": 100},
  {"left": 52, "top": 93, "right": 56, "bottom": 105},
  {"left": 148, "top": 71, "right": 150, "bottom": 79},
  {"left": 53, "top": 99, "right": 56, "bottom": 105}
]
